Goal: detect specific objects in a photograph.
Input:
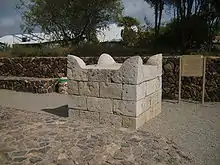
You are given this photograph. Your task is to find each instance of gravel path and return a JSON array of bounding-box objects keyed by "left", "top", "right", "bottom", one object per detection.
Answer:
[
  {"left": 143, "top": 101, "right": 220, "bottom": 165},
  {"left": 0, "top": 106, "right": 192, "bottom": 165},
  {"left": 0, "top": 90, "right": 219, "bottom": 165}
]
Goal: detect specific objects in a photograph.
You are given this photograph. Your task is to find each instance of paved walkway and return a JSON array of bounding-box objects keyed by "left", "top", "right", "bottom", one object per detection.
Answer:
[
  {"left": 0, "top": 90, "right": 70, "bottom": 113},
  {"left": 0, "top": 90, "right": 220, "bottom": 165}
]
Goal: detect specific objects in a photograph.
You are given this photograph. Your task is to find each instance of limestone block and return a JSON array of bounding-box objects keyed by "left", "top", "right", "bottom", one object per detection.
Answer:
[
  {"left": 154, "top": 103, "right": 162, "bottom": 116},
  {"left": 122, "top": 83, "right": 145, "bottom": 101},
  {"left": 146, "top": 78, "right": 158, "bottom": 96},
  {"left": 68, "top": 109, "right": 80, "bottom": 119},
  {"left": 111, "top": 56, "right": 143, "bottom": 85},
  {"left": 69, "top": 67, "right": 88, "bottom": 81},
  {"left": 137, "top": 96, "right": 151, "bottom": 114},
  {"left": 150, "top": 90, "right": 161, "bottom": 106},
  {"left": 157, "top": 89, "right": 162, "bottom": 104},
  {"left": 68, "top": 95, "right": 87, "bottom": 110},
  {"left": 145, "top": 107, "right": 153, "bottom": 121},
  {"left": 87, "top": 69, "right": 113, "bottom": 82},
  {"left": 87, "top": 97, "right": 112, "bottom": 113},
  {"left": 150, "top": 92, "right": 158, "bottom": 106},
  {"left": 158, "top": 76, "right": 162, "bottom": 89},
  {"left": 113, "top": 96, "right": 151, "bottom": 117},
  {"left": 100, "top": 82, "right": 122, "bottom": 99},
  {"left": 99, "top": 113, "right": 122, "bottom": 128},
  {"left": 67, "top": 55, "right": 88, "bottom": 81},
  {"left": 149, "top": 103, "right": 161, "bottom": 120},
  {"left": 143, "top": 65, "right": 159, "bottom": 80},
  {"left": 67, "top": 68, "right": 72, "bottom": 79},
  {"left": 113, "top": 100, "right": 136, "bottom": 117},
  {"left": 68, "top": 55, "right": 86, "bottom": 69},
  {"left": 122, "top": 111, "right": 146, "bottom": 129},
  {"left": 98, "top": 53, "right": 116, "bottom": 65},
  {"left": 79, "top": 82, "right": 99, "bottom": 97},
  {"left": 68, "top": 80, "right": 79, "bottom": 95},
  {"left": 80, "top": 111, "right": 99, "bottom": 121},
  {"left": 146, "top": 54, "right": 162, "bottom": 75}
]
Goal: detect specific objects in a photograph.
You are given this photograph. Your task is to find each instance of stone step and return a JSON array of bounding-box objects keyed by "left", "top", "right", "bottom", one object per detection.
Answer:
[{"left": 0, "top": 76, "right": 58, "bottom": 93}]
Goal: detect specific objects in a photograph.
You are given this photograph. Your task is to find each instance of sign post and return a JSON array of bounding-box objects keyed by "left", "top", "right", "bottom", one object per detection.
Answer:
[{"left": 179, "top": 55, "right": 206, "bottom": 104}]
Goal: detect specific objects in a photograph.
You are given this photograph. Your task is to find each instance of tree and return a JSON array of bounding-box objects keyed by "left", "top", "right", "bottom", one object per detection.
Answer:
[
  {"left": 144, "top": 0, "right": 164, "bottom": 36},
  {"left": 17, "top": 0, "right": 123, "bottom": 45},
  {"left": 117, "top": 16, "right": 140, "bottom": 47}
]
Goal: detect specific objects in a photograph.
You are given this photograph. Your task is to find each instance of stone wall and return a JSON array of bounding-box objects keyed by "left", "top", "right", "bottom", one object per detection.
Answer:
[
  {"left": 0, "top": 76, "right": 58, "bottom": 93},
  {"left": 67, "top": 54, "right": 162, "bottom": 129},
  {"left": 0, "top": 57, "right": 67, "bottom": 78},
  {"left": 162, "top": 57, "right": 220, "bottom": 102},
  {"left": 0, "top": 56, "right": 220, "bottom": 101}
]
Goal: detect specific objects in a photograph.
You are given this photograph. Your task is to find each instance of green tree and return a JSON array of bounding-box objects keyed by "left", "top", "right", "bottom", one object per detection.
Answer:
[
  {"left": 17, "top": 0, "right": 123, "bottom": 46},
  {"left": 144, "top": 0, "right": 164, "bottom": 36},
  {"left": 117, "top": 16, "right": 140, "bottom": 47}
]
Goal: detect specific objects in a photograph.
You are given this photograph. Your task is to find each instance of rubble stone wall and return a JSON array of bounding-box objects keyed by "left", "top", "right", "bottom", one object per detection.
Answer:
[
  {"left": 0, "top": 56, "right": 219, "bottom": 101},
  {"left": 67, "top": 54, "right": 162, "bottom": 129},
  {"left": 0, "top": 57, "right": 67, "bottom": 78}
]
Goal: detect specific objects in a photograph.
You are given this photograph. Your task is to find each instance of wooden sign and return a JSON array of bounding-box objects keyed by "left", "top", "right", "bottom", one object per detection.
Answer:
[{"left": 181, "top": 55, "right": 204, "bottom": 77}]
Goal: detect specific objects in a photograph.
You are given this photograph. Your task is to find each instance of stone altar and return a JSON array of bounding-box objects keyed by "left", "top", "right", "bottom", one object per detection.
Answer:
[{"left": 67, "top": 53, "right": 162, "bottom": 129}]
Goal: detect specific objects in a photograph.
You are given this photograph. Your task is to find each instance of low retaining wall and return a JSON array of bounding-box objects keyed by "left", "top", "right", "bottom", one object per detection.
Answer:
[
  {"left": 0, "top": 76, "right": 58, "bottom": 93},
  {"left": 0, "top": 56, "right": 220, "bottom": 101},
  {"left": 0, "top": 57, "right": 67, "bottom": 78}
]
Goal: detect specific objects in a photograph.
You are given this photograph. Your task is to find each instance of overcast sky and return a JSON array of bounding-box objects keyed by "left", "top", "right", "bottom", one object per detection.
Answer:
[{"left": 0, "top": 0, "right": 170, "bottom": 36}]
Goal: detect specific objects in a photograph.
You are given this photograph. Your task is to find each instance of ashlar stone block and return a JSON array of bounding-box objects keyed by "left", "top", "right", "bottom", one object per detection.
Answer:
[
  {"left": 146, "top": 78, "right": 159, "bottom": 96},
  {"left": 113, "top": 96, "right": 151, "bottom": 117},
  {"left": 122, "top": 111, "right": 147, "bottom": 129},
  {"left": 87, "top": 97, "right": 112, "bottom": 113},
  {"left": 100, "top": 82, "right": 122, "bottom": 99},
  {"left": 79, "top": 82, "right": 99, "bottom": 97},
  {"left": 68, "top": 80, "right": 79, "bottom": 95},
  {"left": 68, "top": 95, "right": 87, "bottom": 110},
  {"left": 122, "top": 83, "right": 145, "bottom": 101}
]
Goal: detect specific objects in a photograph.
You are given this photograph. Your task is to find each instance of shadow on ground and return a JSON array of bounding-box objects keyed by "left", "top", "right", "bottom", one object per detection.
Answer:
[{"left": 41, "top": 105, "right": 68, "bottom": 117}]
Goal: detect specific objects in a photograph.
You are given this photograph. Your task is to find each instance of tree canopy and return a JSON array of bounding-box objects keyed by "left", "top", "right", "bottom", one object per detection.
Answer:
[{"left": 17, "top": 0, "right": 123, "bottom": 45}]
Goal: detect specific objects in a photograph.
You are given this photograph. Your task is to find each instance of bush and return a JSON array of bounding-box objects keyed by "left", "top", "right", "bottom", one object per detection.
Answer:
[{"left": 10, "top": 45, "right": 69, "bottom": 57}]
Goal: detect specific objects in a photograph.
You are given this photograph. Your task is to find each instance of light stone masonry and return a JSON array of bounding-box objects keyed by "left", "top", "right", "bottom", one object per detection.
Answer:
[
  {"left": 122, "top": 83, "right": 145, "bottom": 101},
  {"left": 68, "top": 95, "right": 87, "bottom": 110},
  {"left": 68, "top": 80, "right": 79, "bottom": 95},
  {"left": 87, "top": 97, "right": 112, "bottom": 113},
  {"left": 100, "top": 82, "right": 122, "bottom": 99},
  {"left": 79, "top": 82, "right": 99, "bottom": 97},
  {"left": 68, "top": 53, "right": 162, "bottom": 129}
]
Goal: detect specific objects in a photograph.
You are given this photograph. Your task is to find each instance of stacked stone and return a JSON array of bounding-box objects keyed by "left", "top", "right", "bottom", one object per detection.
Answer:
[
  {"left": 67, "top": 53, "right": 162, "bottom": 129},
  {"left": 0, "top": 76, "right": 58, "bottom": 93}
]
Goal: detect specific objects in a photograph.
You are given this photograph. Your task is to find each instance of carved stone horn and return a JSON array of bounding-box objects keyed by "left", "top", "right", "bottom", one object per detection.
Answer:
[
  {"left": 98, "top": 53, "right": 116, "bottom": 65},
  {"left": 67, "top": 55, "right": 86, "bottom": 69}
]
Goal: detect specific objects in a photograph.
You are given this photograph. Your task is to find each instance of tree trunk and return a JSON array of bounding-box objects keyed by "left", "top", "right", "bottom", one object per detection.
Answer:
[
  {"left": 186, "top": 0, "right": 193, "bottom": 17},
  {"left": 158, "top": 0, "right": 163, "bottom": 34},
  {"left": 154, "top": 3, "right": 159, "bottom": 37}
]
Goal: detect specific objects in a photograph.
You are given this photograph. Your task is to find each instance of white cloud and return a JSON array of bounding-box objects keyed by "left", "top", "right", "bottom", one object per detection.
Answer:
[
  {"left": 122, "top": 0, "right": 171, "bottom": 24},
  {"left": 123, "top": 0, "right": 154, "bottom": 24},
  {"left": 0, "top": 15, "right": 22, "bottom": 36},
  {"left": 0, "top": 17, "right": 16, "bottom": 27}
]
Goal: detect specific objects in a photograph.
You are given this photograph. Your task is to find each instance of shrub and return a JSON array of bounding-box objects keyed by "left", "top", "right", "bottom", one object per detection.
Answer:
[{"left": 10, "top": 45, "right": 69, "bottom": 57}]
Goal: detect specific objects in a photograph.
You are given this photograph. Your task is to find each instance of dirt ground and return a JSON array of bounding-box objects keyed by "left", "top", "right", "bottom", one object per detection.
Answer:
[
  {"left": 143, "top": 100, "right": 220, "bottom": 165},
  {"left": 0, "top": 90, "right": 220, "bottom": 165}
]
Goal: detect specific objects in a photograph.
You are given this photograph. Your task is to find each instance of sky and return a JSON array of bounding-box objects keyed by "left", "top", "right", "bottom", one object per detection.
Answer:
[{"left": 0, "top": 0, "right": 170, "bottom": 37}]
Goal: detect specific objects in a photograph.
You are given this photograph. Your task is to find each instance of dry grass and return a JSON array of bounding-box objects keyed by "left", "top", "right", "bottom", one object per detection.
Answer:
[{"left": 0, "top": 52, "right": 11, "bottom": 57}]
